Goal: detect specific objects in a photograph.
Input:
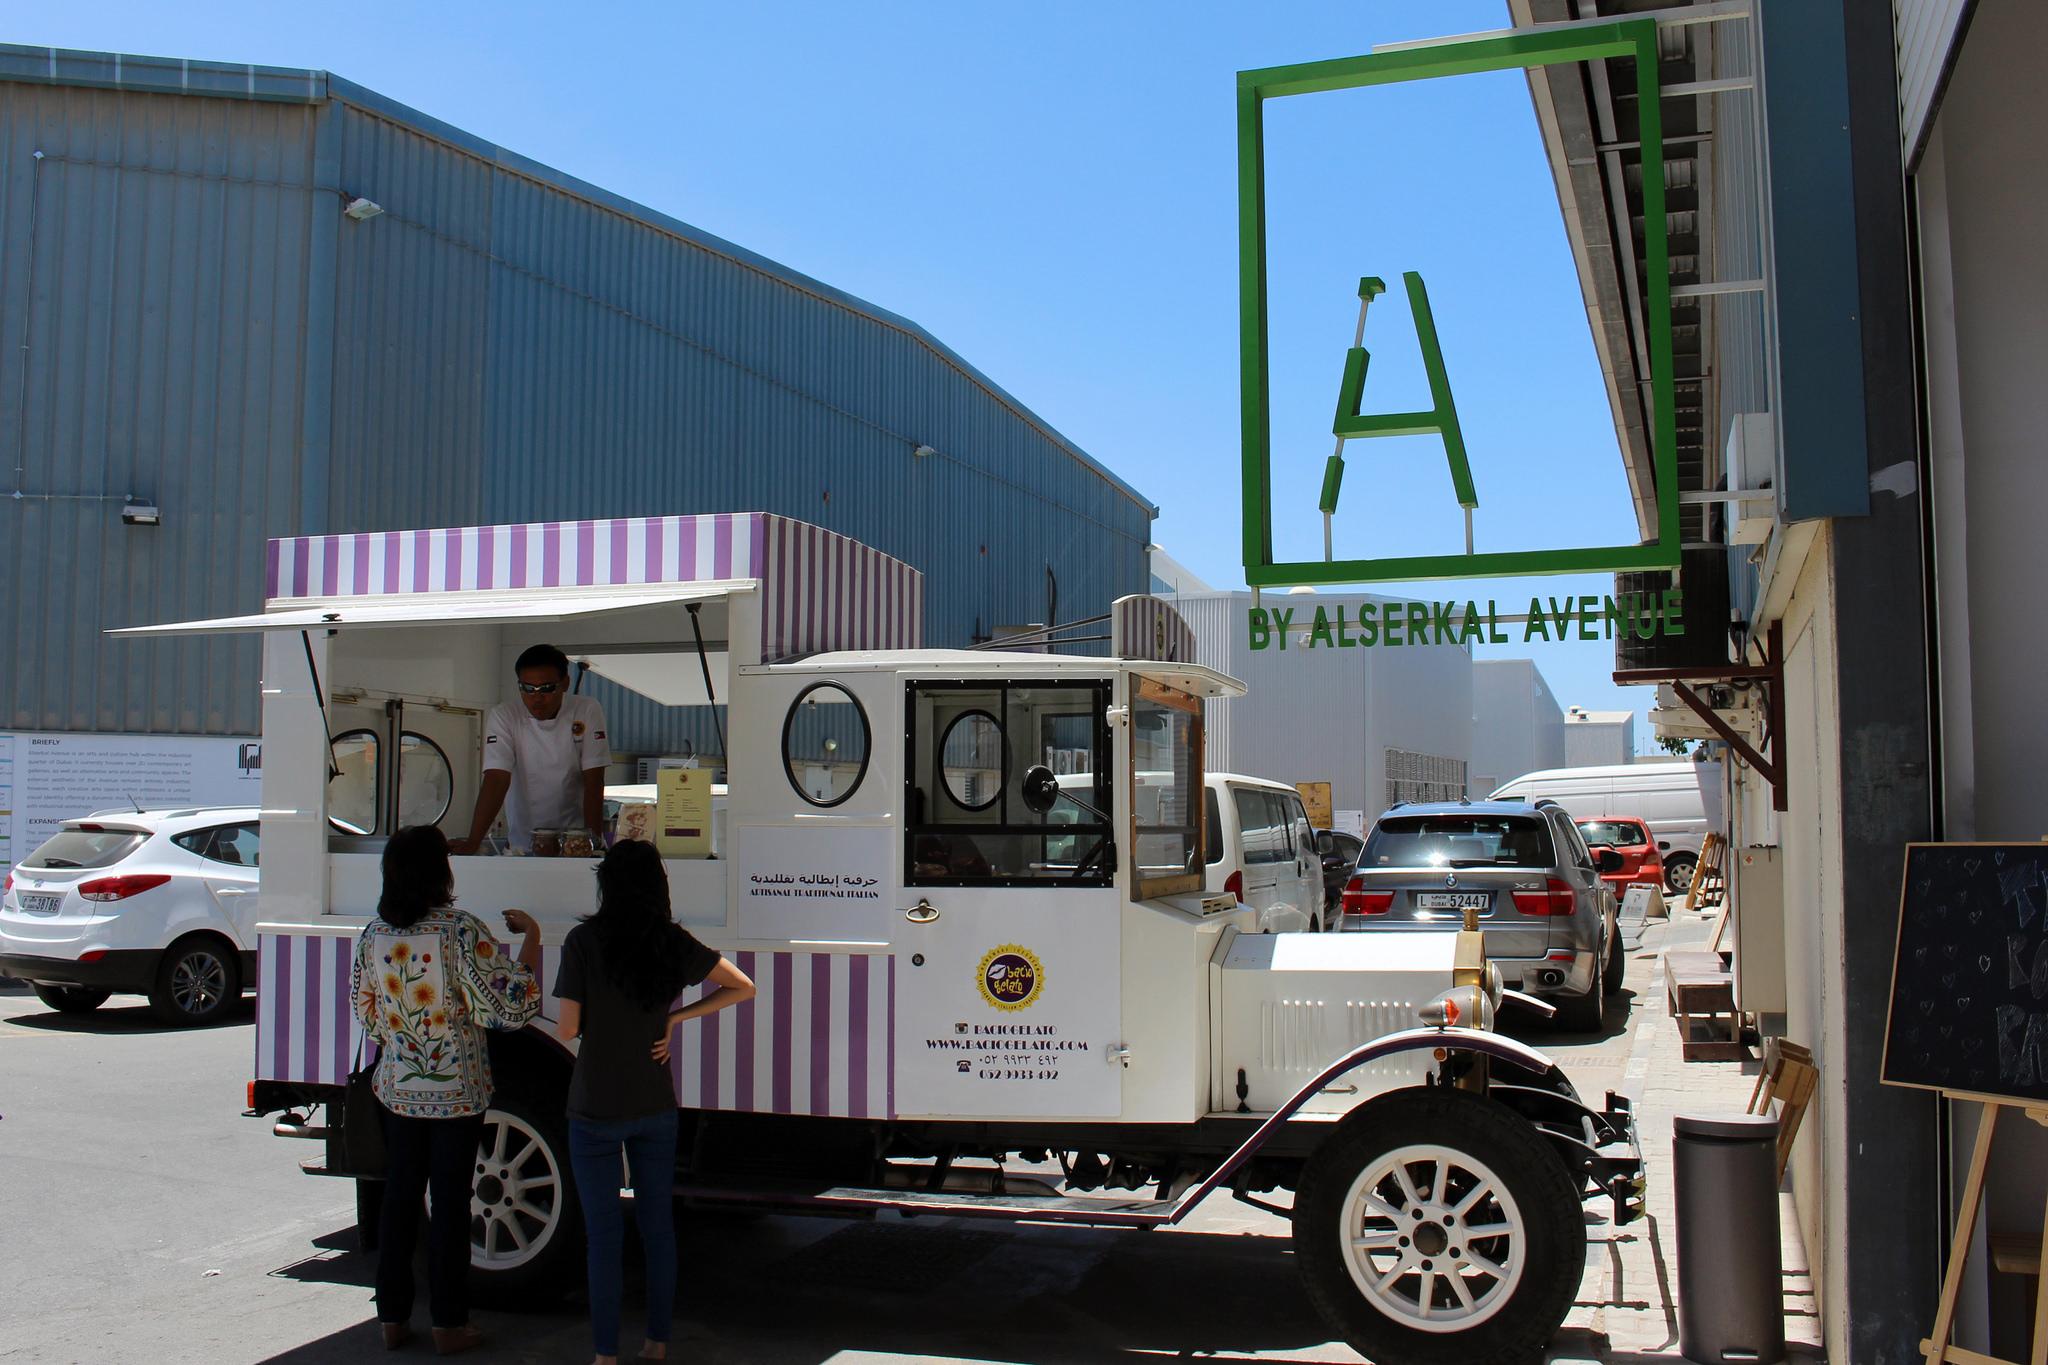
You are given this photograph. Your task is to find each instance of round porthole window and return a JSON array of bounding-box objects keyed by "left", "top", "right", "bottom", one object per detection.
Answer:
[
  {"left": 327, "top": 729, "right": 380, "bottom": 835},
  {"left": 940, "top": 710, "right": 1004, "bottom": 812},
  {"left": 783, "top": 683, "right": 871, "bottom": 807}
]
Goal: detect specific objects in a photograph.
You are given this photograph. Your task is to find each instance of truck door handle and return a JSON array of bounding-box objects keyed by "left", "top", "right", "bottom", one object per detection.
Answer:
[
  {"left": 905, "top": 899, "right": 940, "bottom": 925},
  {"left": 215, "top": 888, "right": 253, "bottom": 897}
]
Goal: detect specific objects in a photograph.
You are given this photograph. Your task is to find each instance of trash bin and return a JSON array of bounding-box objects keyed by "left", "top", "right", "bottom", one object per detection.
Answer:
[{"left": 1673, "top": 1111, "right": 1783, "bottom": 1364}]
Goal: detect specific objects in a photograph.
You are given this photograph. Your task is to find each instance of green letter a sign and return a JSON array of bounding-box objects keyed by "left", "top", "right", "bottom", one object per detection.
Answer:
[{"left": 1319, "top": 271, "right": 1476, "bottom": 518}]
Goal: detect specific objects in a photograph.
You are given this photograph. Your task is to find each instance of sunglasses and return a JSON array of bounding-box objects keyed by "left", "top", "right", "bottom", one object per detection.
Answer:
[{"left": 517, "top": 681, "right": 564, "bottom": 695}]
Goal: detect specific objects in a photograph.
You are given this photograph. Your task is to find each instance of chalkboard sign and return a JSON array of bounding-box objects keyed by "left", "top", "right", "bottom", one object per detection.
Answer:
[{"left": 1883, "top": 843, "right": 2048, "bottom": 1104}]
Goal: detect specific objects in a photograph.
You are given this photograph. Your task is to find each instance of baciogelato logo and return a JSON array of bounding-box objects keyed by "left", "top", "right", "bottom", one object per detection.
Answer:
[{"left": 977, "top": 945, "right": 1044, "bottom": 1012}]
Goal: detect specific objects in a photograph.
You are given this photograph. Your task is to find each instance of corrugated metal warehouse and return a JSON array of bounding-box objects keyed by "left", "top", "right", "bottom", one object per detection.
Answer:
[{"left": 0, "top": 44, "right": 1154, "bottom": 756}]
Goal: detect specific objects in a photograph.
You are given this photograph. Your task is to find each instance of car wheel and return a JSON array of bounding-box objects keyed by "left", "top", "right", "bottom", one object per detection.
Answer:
[
  {"left": 33, "top": 983, "right": 112, "bottom": 1014},
  {"left": 1556, "top": 955, "right": 1605, "bottom": 1032},
  {"left": 150, "top": 935, "right": 240, "bottom": 1025},
  {"left": 1293, "top": 1086, "right": 1587, "bottom": 1365},
  {"left": 1604, "top": 923, "right": 1626, "bottom": 996},
  {"left": 469, "top": 1091, "right": 583, "bottom": 1299},
  {"left": 1664, "top": 854, "right": 1698, "bottom": 897}
]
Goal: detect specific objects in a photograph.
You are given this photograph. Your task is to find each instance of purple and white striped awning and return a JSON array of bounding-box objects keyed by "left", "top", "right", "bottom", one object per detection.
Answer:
[{"left": 121, "top": 513, "right": 923, "bottom": 662}]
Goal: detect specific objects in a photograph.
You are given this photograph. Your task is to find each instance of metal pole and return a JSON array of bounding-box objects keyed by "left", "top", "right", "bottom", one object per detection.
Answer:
[{"left": 1324, "top": 286, "right": 1378, "bottom": 561}]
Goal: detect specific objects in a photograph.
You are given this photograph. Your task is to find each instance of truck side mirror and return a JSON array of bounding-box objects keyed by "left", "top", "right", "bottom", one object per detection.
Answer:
[
  {"left": 1021, "top": 765, "right": 1059, "bottom": 815},
  {"left": 1315, "top": 831, "right": 1335, "bottom": 857}
]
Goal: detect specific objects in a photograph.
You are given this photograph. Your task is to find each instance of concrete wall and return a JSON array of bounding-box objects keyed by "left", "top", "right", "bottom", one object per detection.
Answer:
[
  {"left": 1469, "top": 659, "right": 1565, "bottom": 796},
  {"left": 1563, "top": 714, "right": 1633, "bottom": 767},
  {"left": 1174, "top": 591, "right": 1472, "bottom": 824}
]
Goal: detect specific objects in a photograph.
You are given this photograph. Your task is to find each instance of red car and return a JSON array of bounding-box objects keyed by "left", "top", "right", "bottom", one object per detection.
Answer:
[{"left": 1575, "top": 817, "right": 1665, "bottom": 895}]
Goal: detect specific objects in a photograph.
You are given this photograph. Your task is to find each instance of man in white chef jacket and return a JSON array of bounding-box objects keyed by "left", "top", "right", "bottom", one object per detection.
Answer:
[{"left": 451, "top": 644, "right": 610, "bottom": 854}]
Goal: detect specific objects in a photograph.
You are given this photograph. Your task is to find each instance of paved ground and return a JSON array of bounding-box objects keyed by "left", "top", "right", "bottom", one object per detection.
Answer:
[{"left": 0, "top": 908, "right": 1820, "bottom": 1364}]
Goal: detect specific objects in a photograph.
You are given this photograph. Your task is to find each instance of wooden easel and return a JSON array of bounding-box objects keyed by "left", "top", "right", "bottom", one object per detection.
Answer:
[
  {"left": 1921, "top": 1098, "right": 2048, "bottom": 1365},
  {"left": 1684, "top": 832, "right": 1727, "bottom": 914}
]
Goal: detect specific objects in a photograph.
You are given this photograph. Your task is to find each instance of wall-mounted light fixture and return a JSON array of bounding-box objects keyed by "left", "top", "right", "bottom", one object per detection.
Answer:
[
  {"left": 343, "top": 196, "right": 384, "bottom": 222},
  {"left": 120, "top": 499, "right": 161, "bottom": 526},
  {"left": 912, "top": 444, "right": 937, "bottom": 459}
]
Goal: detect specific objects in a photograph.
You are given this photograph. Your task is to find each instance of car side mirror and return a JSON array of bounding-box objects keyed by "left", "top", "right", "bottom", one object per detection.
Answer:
[
  {"left": 1595, "top": 849, "right": 1623, "bottom": 874},
  {"left": 1315, "top": 831, "right": 1335, "bottom": 857},
  {"left": 1021, "top": 765, "right": 1059, "bottom": 816}
]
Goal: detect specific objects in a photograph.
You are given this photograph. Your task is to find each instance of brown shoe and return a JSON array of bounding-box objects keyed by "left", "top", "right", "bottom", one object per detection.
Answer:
[
  {"left": 432, "top": 1324, "right": 485, "bottom": 1356},
  {"left": 380, "top": 1321, "right": 412, "bottom": 1350}
]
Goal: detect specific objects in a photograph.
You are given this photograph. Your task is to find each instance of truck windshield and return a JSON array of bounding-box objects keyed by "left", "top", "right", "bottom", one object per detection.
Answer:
[
  {"left": 1129, "top": 678, "right": 1204, "bottom": 899},
  {"left": 1362, "top": 814, "right": 1554, "bottom": 869},
  {"left": 907, "top": 680, "right": 1111, "bottom": 887}
]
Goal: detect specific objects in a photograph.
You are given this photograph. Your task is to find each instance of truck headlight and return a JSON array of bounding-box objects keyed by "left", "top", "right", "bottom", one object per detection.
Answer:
[{"left": 1418, "top": 985, "right": 1490, "bottom": 1032}]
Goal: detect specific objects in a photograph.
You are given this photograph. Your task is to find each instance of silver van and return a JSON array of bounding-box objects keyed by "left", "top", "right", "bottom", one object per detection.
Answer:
[{"left": 1488, "top": 760, "right": 1712, "bottom": 893}]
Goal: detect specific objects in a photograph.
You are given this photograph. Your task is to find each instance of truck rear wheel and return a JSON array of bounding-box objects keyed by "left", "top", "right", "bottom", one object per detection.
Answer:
[
  {"left": 1293, "top": 1087, "right": 1586, "bottom": 1365},
  {"left": 467, "top": 1091, "right": 582, "bottom": 1299}
]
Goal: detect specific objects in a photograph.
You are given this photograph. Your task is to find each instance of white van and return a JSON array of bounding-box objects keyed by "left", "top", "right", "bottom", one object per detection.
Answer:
[
  {"left": 1488, "top": 760, "right": 1712, "bottom": 892},
  {"left": 1204, "top": 773, "right": 1326, "bottom": 931}
]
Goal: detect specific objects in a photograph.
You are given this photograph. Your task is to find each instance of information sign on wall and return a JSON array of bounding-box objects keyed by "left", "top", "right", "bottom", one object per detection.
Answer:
[{"left": 0, "top": 731, "right": 261, "bottom": 876}]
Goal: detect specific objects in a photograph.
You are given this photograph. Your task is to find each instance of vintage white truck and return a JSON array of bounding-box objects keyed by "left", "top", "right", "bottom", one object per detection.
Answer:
[{"left": 122, "top": 512, "right": 1642, "bottom": 1364}]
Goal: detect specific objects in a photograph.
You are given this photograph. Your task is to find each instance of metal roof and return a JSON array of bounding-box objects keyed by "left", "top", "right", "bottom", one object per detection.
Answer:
[{"left": 0, "top": 42, "right": 1154, "bottom": 517}]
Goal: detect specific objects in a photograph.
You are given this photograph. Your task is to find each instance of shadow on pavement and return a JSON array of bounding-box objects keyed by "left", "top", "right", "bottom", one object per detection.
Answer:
[
  {"left": 259, "top": 1210, "right": 1348, "bottom": 1364},
  {"left": 2, "top": 996, "right": 255, "bottom": 1035}
]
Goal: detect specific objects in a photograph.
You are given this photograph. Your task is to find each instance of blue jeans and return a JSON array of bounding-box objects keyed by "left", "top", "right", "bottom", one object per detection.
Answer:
[{"left": 568, "top": 1111, "right": 679, "bottom": 1357}]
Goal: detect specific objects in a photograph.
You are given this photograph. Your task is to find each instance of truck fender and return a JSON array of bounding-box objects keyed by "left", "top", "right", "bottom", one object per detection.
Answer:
[{"left": 1168, "top": 1027, "right": 1567, "bottom": 1222}]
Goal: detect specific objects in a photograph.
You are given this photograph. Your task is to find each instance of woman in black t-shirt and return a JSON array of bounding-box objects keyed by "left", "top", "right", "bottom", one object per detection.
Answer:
[{"left": 554, "top": 841, "right": 755, "bottom": 1365}]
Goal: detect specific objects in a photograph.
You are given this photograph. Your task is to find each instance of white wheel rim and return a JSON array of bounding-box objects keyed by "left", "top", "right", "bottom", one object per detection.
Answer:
[
  {"left": 468, "top": 1110, "right": 563, "bottom": 1271},
  {"left": 1337, "top": 1143, "right": 1527, "bottom": 1333}
]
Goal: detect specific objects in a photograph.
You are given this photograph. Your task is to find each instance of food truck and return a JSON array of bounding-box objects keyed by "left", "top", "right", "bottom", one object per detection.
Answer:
[{"left": 121, "top": 512, "right": 1642, "bottom": 1365}]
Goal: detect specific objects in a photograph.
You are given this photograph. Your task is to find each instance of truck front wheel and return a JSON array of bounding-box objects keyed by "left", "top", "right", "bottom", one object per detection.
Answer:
[
  {"left": 1292, "top": 1087, "right": 1586, "bottom": 1365},
  {"left": 467, "top": 1091, "right": 582, "bottom": 1299}
]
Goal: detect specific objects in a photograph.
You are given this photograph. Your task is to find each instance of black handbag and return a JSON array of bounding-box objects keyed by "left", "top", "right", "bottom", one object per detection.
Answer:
[{"left": 341, "top": 1037, "right": 387, "bottom": 1174}]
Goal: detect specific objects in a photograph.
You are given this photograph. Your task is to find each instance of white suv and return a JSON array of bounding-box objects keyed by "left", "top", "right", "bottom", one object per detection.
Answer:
[{"left": 0, "top": 807, "right": 262, "bottom": 1025}]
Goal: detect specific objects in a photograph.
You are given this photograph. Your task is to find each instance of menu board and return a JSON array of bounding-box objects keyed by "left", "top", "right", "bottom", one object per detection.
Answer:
[
  {"left": 1883, "top": 843, "right": 2048, "bottom": 1104},
  {"left": 656, "top": 768, "right": 714, "bottom": 858}
]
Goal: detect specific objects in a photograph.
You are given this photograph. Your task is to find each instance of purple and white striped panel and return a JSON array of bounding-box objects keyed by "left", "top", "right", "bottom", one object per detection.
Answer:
[
  {"left": 669, "top": 951, "right": 894, "bottom": 1120},
  {"left": 263, "top": 513, "right": 924, "bottom": 660},
  {"left": 266, "top": 514, "right": 769, "bottom": 601},
  {"left": 759, "top": 516, "right": 924, "bottom": 661},
  {"left": 256, "top": 932, "right": 366, "bottom": 1087},
  {"left": 1112, "top": 594, "right": 1198, "bottom": 664},
  {"left": 255, "top": 935, "right": 896, "bottom": 1119}
]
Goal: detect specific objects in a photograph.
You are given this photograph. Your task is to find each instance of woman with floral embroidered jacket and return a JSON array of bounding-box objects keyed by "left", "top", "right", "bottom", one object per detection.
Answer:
[{"left": 352, "top": 825, "right": 541, "bottom": 1356}]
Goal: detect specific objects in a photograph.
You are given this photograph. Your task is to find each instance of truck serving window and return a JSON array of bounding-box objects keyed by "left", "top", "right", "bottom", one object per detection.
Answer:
[{"left": 906, "top": 681, "right": 1110, "bottom": 887}]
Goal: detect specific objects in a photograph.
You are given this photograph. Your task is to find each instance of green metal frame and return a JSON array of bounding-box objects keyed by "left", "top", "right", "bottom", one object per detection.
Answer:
[{"left": 1238, "top": 21, "right": 1680, "bottom": 586}]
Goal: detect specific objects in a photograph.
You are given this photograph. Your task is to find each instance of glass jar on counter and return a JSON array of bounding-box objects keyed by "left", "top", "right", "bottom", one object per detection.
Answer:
[
  {"left": 530, "top": 827, "right": 562, "bottom": 859},
  {"left": 559, "top": 828, "right": 597, "bottom": 859}
]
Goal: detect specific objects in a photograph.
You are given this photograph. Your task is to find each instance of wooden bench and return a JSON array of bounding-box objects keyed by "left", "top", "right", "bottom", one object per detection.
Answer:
[{"left": 1666, "top": 947, "right": 1744, "bottom": 1060}]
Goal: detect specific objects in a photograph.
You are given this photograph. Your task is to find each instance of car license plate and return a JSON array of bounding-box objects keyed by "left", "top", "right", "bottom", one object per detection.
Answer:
[
  {"left": 1415, "top": 892, "right": 1489, "bottom": 910},
  {"left": 18, "top": 892, "right": 63, "bottom": 916}
]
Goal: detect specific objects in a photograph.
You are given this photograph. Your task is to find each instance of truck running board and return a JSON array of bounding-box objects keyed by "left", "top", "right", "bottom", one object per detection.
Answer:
[{"left": 673, "top": 1176, "right": 1178, "bottom": 1228}]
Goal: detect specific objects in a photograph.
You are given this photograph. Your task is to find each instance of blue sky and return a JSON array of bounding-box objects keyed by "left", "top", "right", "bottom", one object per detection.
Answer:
[{"left": 24, "top": 1, "right": 1665, "bottom": 746}]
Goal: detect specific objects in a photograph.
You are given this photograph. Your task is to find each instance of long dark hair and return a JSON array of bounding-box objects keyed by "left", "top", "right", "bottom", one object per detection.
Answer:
[
  {"left": 379, "top": 825, "right": 455, "bottom": 929},
  {"left": 587, "top": 840, "right": 692, "bottom": 1009}
]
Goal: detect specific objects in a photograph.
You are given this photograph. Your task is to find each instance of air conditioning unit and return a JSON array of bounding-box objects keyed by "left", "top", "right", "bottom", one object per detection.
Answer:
[
  {"left": 1646, "top": 683, "right": 1760, "bottom": 744},
  {"left": 1725, "top": 413, "right": 1776, "bottom": 546}
]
